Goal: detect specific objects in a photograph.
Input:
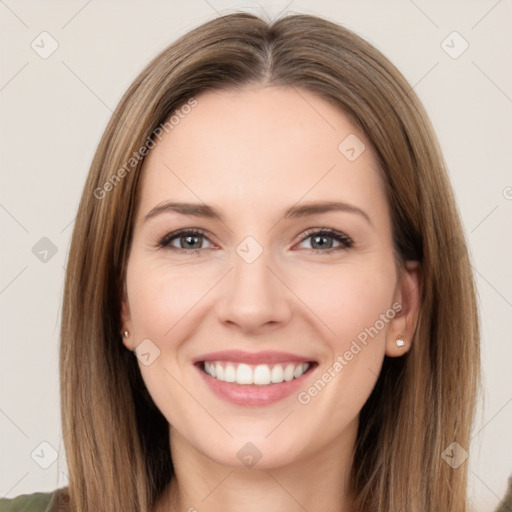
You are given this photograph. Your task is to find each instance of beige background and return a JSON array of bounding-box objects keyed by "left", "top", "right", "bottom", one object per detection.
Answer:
[{"left": 1, "top": 1, "right": 511, "bottom": 510}]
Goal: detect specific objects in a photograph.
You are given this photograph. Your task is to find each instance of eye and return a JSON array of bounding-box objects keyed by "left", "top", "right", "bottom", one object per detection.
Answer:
[
  {"left": 157, "top": 229, "right": 214, "bottom": 255},
  {"left": 296, "top": 228, "right": 354, "bottom": 253}
]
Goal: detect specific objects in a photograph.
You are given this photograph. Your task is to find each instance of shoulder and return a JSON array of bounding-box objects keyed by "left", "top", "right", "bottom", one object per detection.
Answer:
[{"left": 0, "top": 488, "right": 70, "bottom": 512}]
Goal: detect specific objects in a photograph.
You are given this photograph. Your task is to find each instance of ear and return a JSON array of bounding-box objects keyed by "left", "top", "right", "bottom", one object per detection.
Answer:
[
  {"left": 385, "top": 260, "right": 421, "bottom": 357},
  {"left": 120, "top": 281, "right": 133, "bottom": 351}
]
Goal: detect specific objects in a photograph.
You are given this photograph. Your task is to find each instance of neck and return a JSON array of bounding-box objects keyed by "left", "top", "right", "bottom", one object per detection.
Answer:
[{"left": 155, "top": 420, "right": 358, "bottom": 512}]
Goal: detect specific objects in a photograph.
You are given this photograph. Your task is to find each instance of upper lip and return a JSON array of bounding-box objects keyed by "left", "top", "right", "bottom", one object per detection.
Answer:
[{"left": 193, "top": 350, "right": 316, "bottom": 365}]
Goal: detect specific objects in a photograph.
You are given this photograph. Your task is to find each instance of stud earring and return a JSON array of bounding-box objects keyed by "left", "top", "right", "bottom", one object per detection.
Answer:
[
  {"left": 395, "top": 336, "right": 405, "bottom": 347},
  {"left": 122, "top": 330, "right": 130, "bottom": 338}
]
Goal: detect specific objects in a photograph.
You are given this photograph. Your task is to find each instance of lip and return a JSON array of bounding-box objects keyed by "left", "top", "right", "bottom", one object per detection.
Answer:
[
  {"left": 192, "top": 350, "right": 316, "bottom": 365},
  {"left": 194, "top": 360, "right": 318, "bottom": 407}
]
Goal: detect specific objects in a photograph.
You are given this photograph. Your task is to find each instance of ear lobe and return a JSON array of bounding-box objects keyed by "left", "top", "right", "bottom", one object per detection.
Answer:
[{"left": 385, "top": 260, "right": 421, "bottom": 357}]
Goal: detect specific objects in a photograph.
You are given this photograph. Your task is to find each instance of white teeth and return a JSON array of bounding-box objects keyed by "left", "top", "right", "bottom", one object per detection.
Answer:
[
  {"left": 284, "top": 363, "right": 295, "bottom": 381},
  {"left": 224, "top": 364, "right": 236, "bottom": 382},
  {"left": 271, "top": 364, "right": 284, "bottom": 383},
  {"left": 215, "top": 362, "right": 224, "bottom": 380},
  {"left": 254, "top": 365, "right": 271, "bottom": 385},
  {"left": 236, "top": 363, "right": 253, "bottom": 384},
  {"left": 203, "top": 361, "right": 311, "bottom": 386},
  {"left": 293, "top": 364, "right": 306, "bottom": 379}
]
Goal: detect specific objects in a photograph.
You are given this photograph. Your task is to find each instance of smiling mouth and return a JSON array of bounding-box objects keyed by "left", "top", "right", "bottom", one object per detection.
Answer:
[{"left": 196, "top": 360, "right": 318, "bottom": 386}]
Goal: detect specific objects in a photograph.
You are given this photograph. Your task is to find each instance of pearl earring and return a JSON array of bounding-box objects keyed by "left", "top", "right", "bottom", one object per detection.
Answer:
[
  {"left": 122, "top": 330, "right": 130, "bottom": 338},
  {"left": 395, "top": 336, "right": 405, "bottom": 347}
]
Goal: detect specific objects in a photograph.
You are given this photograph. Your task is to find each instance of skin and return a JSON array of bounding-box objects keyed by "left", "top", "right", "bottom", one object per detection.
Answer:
[{"left": 121, "top": 85, "right": 420, "bottom": 512}]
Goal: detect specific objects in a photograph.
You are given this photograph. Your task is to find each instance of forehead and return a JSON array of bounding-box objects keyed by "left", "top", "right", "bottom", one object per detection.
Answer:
[{"left": 136, "top": 85, "right": 387, "bottom": 224}]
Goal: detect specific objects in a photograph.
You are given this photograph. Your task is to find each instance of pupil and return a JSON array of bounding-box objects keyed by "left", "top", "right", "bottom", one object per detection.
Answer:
[
  {"left": 184, "top": 235, "right": 201, "bottom": 249},
  {"left": 313, "top": 235, "right": 332, "bottom": 249}
]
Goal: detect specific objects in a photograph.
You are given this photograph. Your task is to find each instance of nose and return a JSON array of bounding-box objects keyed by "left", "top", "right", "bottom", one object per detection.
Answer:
[{"left": 215, "top": 243, "right": 292, "bottom": 333}]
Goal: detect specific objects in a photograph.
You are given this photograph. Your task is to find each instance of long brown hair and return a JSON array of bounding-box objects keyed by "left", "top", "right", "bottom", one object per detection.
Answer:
[{"left": 60, "top": 12, "right": 480, "bottom": 512}]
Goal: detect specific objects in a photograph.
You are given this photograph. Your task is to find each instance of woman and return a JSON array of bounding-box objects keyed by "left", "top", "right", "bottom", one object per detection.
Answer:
[{"left": 0, "top": 11, "right": 486, "bottom": 512}]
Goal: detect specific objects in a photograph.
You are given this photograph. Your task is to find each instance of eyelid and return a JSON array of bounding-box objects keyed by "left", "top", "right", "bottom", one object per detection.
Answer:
[
  {"left": 157, "top": 228, "right": 217, "bottom": 250},
  {"left": 297, "top": 227, "right": 354, "bottom": 249}
]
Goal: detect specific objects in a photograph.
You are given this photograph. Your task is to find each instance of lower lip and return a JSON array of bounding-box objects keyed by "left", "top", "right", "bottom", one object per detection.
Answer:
[{"left": 195, "top": 362, "right": 317, "bottom": 407}]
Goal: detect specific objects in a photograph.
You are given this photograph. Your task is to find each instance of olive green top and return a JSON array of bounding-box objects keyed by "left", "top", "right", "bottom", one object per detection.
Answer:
[
  {"left": 496, "top": 476, "right": 512, "bottom": 512},
  {"left": 0, "top": 488, "right": 67, "bottom": 512},
  {"left": 1, "top": 478, "right": 511, "bottom": 511}
]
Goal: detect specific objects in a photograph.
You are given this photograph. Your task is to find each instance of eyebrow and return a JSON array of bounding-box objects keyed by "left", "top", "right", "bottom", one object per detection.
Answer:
[{"left": 143, "top": 200, "right": 372, "bottom": 226}]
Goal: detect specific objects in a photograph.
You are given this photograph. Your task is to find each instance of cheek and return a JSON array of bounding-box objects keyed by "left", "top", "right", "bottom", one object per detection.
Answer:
[
  {"left": 290, "top": 259, "right": 397, "bottom": 345},
  {"left": 126, "top": 259, "right": 205, "bottom": 340},
  {"left": 291, "top": 265, "right": 395, "bottom": 432},
  {"left": 125, "top": 259, "right": 207, "bottom": 424}
]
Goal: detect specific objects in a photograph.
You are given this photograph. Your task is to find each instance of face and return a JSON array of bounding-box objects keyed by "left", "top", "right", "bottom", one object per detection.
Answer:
[{"left": 121, "top": 85, "right": 420, "bottom": 469}]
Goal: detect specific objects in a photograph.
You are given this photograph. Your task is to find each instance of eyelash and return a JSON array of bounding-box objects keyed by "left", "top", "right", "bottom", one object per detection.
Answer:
[{"left": 156, "top": 228, "right": 354, "bottom": 255}]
